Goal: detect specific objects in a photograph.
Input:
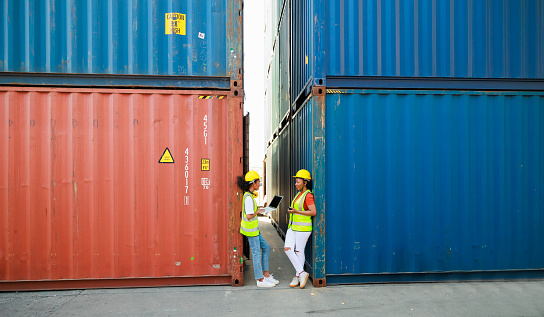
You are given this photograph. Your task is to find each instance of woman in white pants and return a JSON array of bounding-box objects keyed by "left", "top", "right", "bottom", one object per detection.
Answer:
[{"left": 284, "top": 169, "right": 316, "bottom": 288}]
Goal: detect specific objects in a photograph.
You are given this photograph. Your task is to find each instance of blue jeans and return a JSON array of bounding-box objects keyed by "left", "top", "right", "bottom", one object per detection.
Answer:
[{"left": 247, "top": 233, "right": 270, "bottom": 280}]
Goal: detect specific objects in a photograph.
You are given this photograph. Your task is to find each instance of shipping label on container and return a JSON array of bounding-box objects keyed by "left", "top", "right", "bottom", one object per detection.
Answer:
[
  {"left": 165, "top": 13, "right": 186, "bottom": 35},
  {"left": 201, "top": 178, "right": 211, "bottom": 189},
  {"left": 159, "top": 148, "right": 175, "bottom": 163},
  {"left": 201, "top": 159, "right": 210, "bottom": 171}
]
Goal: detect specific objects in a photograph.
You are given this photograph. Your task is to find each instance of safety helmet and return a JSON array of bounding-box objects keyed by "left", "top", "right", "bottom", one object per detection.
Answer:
[
  {"left": 245, "top": 170, "right": 260, "bottom": 183},
  {"left": 293, "top": 169, "right": 311, "bottom": 180}
]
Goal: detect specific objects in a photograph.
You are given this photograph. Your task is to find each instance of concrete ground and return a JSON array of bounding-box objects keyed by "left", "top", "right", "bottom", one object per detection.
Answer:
[{"left": 1, "top": 216, "right": 544, "bottom": 316}]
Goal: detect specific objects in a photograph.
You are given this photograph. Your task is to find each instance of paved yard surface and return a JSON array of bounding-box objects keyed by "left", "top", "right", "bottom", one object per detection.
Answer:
[{"left": 1, "top": 216, "right": 544, "bottom": 316}]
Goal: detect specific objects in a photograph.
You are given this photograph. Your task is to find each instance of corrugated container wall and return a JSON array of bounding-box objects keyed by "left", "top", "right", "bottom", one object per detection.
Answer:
[
  {"left": 291, "top": 0, "right": 313, "bottom": 104},
  {"left": 0, "top": 0, "right": 243, "bottom": 87},
  {"left": 291, "top": 0, "right": 544, "bottom": 102},
  {"left": 0, "top": 87, "right": 244, "bottom": 290},
  {"left": 326, "top": 0, "right": 544, "bottom": 78},
  {"left": 272, "top": 52, "right": 280, "bottom": 128},
  {"left": 266, "top": 0, "right": 544, "bottom": 286},
  {"left": 265, "top": 51, "right": 280, "bottom": 141},
  {"left": 1, "top": 0, "right": 245, "bottom": 291},
  {"left": 264, "top": 0, "right": 273, "bottom": 71},
  {"left": 278, "top": 7, "right": 290, "bottom": 123},
  {"left": 264, "top": 0, "right": 285, "bottom": 70},
  {"left": 323, "top": 89, "right": 544, "bottom": 283},
  {"left": 265, "top": 0, "right": 289, "bottom": 142},
  {"left": 265, "top": 126, "right": 291, "bottom": 236},
  {"left": 290, "top": 98, "right": 317, "bottom": 273}
]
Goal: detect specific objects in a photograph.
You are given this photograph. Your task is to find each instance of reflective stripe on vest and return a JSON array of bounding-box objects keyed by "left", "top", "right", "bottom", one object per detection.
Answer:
[
  {"left": 240, "top": 192, "right": 260, "bottom": 237},
  {"left": 288, "top": 190, "right": 312, "bottom": 232}
]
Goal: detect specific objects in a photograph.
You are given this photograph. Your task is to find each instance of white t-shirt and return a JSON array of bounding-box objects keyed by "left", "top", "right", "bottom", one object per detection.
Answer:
[{"left": 244, "top": 195, "right": 255, "bottom": 215}]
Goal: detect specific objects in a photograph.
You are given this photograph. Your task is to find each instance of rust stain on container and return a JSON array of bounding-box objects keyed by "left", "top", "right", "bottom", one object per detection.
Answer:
[{"left": 0, "top": 86, "right": 243, "bottom": 290}]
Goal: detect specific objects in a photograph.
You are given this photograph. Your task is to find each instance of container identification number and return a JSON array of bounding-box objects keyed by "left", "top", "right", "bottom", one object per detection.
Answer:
[
  {"left": 184, "top": 147, "right": 189, "bottom": 205},
  {"left": 203, "top": 115, "right": 208, "bottom": 145}
]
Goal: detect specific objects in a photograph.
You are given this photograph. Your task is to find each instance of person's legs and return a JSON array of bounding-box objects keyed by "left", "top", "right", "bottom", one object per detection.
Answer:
[
  {"left": 247, "top": 235, "right": 264, "bottom": 280},
  {"left": 259, "top": 234, "right": 271, "bottom": 276},
  {"left": 284, "top": 228, "right": 303, "bottom": 275},
  {"left": 294, "top": 231, "right": 312, "bottom": 271},
  {"left": 294, "top": 231, "right": 312, "bottom": 289}
]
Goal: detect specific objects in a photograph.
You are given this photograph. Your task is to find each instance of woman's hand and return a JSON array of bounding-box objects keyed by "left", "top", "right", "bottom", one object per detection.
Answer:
[{"left": 288, "top": 206, "right": 316, "bottom": 216}]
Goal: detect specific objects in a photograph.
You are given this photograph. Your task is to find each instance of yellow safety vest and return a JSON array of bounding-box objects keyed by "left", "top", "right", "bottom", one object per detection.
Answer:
[
  {"left": 240, "top": 192, "right": 259, "bottom": 237},
  {"left": 288, "top": 190, "right": 312, "bottom": 232}
]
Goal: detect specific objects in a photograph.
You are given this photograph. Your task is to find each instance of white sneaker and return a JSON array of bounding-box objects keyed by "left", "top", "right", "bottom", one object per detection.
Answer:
[
  {"left": 289, "top": 276, "right": 299, "bottom": 288},
  {"left": 265, "top": 274, "right": 279, "bottom": 285},
  {"left": 257, "top": 280, "right": 276, "bottom": 288},
  {"left": 299, "top": 271, "right": 309, "bottom": 288}
]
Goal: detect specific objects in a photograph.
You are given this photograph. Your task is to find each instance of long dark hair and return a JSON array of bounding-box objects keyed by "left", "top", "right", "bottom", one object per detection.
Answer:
[{"left": 236, "top": 176, "right": 251, "bottom": 192}]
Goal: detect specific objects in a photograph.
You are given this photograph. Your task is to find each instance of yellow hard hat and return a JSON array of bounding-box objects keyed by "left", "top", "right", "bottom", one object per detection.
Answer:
[
  {"left": 245, "top": 170, "right": 260, "bottom": 183},
  {"left": 293, "top": 169, "right": 311, "bottom": 180}
]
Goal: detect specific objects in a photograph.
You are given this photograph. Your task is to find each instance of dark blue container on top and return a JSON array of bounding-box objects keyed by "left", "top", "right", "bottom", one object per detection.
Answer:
[
  {"left": 292, "top": 0, "right": 544, "bottom": 102},
  {"left": 0, "top": 0, "right": 243, "bottom": 89}
]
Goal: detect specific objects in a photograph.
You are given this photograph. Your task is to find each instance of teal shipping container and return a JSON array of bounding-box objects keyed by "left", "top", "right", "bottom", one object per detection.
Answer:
[
  {"left": 264, "top": 0, "right": 289, "bottom": 144},
  {"left": 0, "top": 0, "right": 243, "bottom": 89}
]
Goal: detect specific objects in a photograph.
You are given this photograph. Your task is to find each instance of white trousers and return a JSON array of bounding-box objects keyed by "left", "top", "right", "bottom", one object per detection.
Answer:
[{"left": 284, "top": 228, "right": 312, "bottom": 276}]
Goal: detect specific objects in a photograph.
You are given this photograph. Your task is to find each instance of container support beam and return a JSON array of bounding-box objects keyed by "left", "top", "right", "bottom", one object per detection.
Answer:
[
  {"left": 0, "top": 73, "right": 231, "bottom": 90},
  {"left": 311, "top": 87, "right": 326, "bottom": 287},
  {"left": 227, "top": 0, "right": 243, "bottom": 82},
  {"left": 326, "top": 270, "right": 544, "bottom": 285},
  {"left": 310, "top": 0, "right": 327, "bottom": 287},
  {"left": 0, "top": 276, "right": 232, "bottom": 292},
  {"left": 325, "top": 76, "right": 544, "bottom": 91},
  {"left": 227, "top": 91, "right": 244, "bottom": 287}
]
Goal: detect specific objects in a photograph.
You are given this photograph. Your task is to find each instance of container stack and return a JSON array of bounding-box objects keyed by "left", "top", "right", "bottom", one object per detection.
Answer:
[
  {"left": 264, "top": 0, "right": 293, "bottom": 234},
  {"left": 265, "top": 0, "right": 544, "bottom": 286},
  {"left": 0, "top": 0, "right": 245, "bottom": 290}
]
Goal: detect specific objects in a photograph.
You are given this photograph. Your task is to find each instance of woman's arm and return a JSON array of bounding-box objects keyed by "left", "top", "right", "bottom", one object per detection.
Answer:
[
  {"left": 306, "top": 204, "right": 317, "bottom": 216},
  {"left": 288, "top": 205, "right": 316, "bottom": 216},
  {"left": 246, "top": 208, "right": 266, "bottom": 219}
]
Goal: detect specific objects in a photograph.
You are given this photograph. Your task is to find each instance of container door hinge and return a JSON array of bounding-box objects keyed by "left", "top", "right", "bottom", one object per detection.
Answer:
[
  {"left": 313, "top": 86, "right": 326, "bottom": 96},
  {"left": 314, "top": 78, "right": 326, "bottom": 86},
  {"left": 231, "top": 79, "right": 243, "bottom": 90}
]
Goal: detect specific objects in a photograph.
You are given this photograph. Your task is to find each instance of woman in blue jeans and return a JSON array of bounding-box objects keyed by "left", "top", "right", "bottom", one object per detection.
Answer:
[{"left": 237, "top": 171, "right": 279, "bottom": 288}]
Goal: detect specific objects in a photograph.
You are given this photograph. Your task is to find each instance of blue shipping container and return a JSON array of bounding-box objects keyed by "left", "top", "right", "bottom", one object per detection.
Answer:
[
  {"left": 326, "top": 0, "right": 544, "bottom": 78},
  {"left": 291, "top": 0, "right": 544, "bottom": 103},
  {"left": 314, "top": 89, "right": 544, "bottom": 284},
  {"left": 0, "top": 0, "right": 242, "bottom": 88}
]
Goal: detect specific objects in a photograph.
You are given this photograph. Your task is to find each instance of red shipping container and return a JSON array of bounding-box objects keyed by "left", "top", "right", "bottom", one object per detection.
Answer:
[{"left": 0, "top": 86, "right": 244, "bottom": 290}]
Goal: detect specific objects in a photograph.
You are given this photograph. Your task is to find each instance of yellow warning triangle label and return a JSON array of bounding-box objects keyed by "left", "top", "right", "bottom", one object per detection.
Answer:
[{"left": 159, "top": 148, "right": 175, "bottom": 163}]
